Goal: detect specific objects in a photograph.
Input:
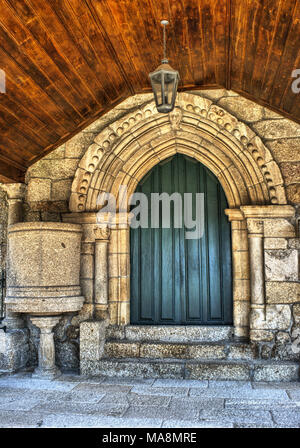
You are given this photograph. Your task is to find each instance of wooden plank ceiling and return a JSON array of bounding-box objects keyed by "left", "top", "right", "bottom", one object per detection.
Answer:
[{"left": 0, "top": 0, "right": 299, "bottom": 182}]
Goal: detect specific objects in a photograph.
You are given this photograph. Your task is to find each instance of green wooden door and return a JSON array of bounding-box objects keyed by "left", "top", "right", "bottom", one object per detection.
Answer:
[{"left": 130, "top": 154, "right": 232, "bottom": 325}]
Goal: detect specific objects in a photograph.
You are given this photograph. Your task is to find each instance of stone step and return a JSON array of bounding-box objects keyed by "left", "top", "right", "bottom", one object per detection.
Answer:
[
  {"left": 84, "top": 358, "right": 300, "bottom": 382},
  {"left": 104, "top": 340, "right": 256, "bottom": 361},
  {"left": 106, "top": 325, "right": 234, "bottom": 343}
]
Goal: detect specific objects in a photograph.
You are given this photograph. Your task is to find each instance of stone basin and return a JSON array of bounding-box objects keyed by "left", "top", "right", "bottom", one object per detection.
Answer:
[
  {"left": 4, "top": 222, "right": 85, "bottom": 378},
  {"left": 5, "top": 222, "right": 84, "bottom": 316}
]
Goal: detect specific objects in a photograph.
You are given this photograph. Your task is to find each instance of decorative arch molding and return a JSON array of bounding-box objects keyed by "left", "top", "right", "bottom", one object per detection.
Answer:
[{"left": 69, "top": 92, "right": 287, "bottom": 213}]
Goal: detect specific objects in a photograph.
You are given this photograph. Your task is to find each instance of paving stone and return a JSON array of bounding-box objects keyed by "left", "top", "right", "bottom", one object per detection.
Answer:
[
  {"left": 101, "top": 377, "right": 154, "bottom": 386},
  {"left": 123, "top": 404, "right": 199, "bottom": 422},
  {"left": 0, "top": 410, "right": 45, "bottom": 427},
  {"left": 252, "top": 381, "right": 300, "bottom": 390},
  {"left": 162, "top": 420, "right": 233, "bottom": 428},
  {"left": 32, "top": 401, "right": 129, "bottom": 417},
  {"left": 100, "top": 392, "right": 171, "bottom": 407},
  {"left": 0, "top": 398, "right": 44, "bottom": 411},
  {"left": 56, "top": 373, "right": 84, "bottom": 383},
  {"left": 0, "top": 376, "right": 299, "bottom": 427},
  {"left": 271, "top": 410, "right": 300, "bottom": 427},
  {"left": 190, "top": 387, "right": 288, "bottom": 399},
  {"left": 287, "top": 390, "right": 300, "bottom": 400},
  {"left": 152, "top": 379, "right": 208, "bottom": 388},
  {"left": 234, "top": 422, "right": 278, "bottom": 428},
  {"left": 198, "top": 408, "right": 273, "bottom": 424},
  {"left": 225, "top": 398, "right": 300, "bottom": 410},
  {"left": 169, "top": 397, "right": 225, "bottom": 412},
  {"left": 41, "top": 413, "right": 163, "bottom": 428},
  {"left": 131, "top": 386, "right": 189, "bottom": 396},
  {"left": 208, "top": 380, "right": 252, "bottom": 389},
  {"left": 0, "top": 378, "right": 77, "bottom": 392},
  {"left": 72, "top": 383, "right": 132, "bottom": 394}
]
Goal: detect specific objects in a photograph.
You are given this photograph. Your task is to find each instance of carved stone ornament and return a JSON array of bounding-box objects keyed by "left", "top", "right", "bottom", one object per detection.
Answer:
[{"left": 94, "top": 226, "right": 111, "bottom": 241}]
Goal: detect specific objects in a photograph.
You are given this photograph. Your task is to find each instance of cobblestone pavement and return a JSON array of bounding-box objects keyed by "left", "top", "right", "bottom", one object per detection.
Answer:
[{"left": 0, "top": 372, "right": 299, "bottom": 428}]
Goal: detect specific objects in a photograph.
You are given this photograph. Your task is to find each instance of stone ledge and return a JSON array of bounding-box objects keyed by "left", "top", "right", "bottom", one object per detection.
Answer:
[{"left": 81, "top": 357, "right": 300, "bottom": 382}]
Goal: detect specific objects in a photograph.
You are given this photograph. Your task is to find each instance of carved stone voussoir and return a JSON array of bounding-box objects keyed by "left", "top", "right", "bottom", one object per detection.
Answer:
[{"left": 169, "top": 107, "right": 183, "bottom": 130}]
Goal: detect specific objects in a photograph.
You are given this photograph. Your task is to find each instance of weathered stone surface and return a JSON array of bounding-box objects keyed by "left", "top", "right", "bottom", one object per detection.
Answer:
[
  {"left": 286, "top": 184, "right": 300, "bottom": 204},
  {"left": 288, "top": 238, "right": 300, "bottom": 249},
  {"left": 140, "top": 343, "right": 189, "bottom": 359},
  {"left": 252, "top": 119, "right": 300, "bottom": 139},
  {"left": 43, "top": 145, "right": 65, "bottom": 159},
  {"left": 218, "top": 96, "right": 264, "bottom": 122},
  {"left": 189, "top": 89, "right": 229, "bottom": 101},
  {"left": 253, "top": 363, "right": 299, "bottom": 382},
  {"left": 27, "top": 179, "right": 51, "bottom": 202},
  {"left": 51, "top": 179, "right": 73, "bottom": 201},
  {"left": 265, "top": 138, "right": 300, "bottom": 162},
  {"left": 293, "top": 304, "right": 300, "bottom": 324},
  {"left": 97, "top": 359, "right": 185, "bottom": 379},
  {"left": 28, "top": 159, "right": 78, "bottom": 180},
  {"left": 0, "top": 329, "right": 29, "bottom": 372},
  {"left": 265, "top": 249, "right": 298, "bottom": 281},
  {"left": 65, "top": 133, "right": 96, "bottom": 159},
  {"left": 227, "top": 344, "right": 256, "bottom": 360},
  {"left": 263, "top": 219, "right": 295, "bottom": 238},
  {"left": 5, "top": 222, "right": 84, "bottom": 315},
  {"left": 105, "top": 342, "right": 140, "bottom": 358},
  {"left": 266, "top": 282, "right": 300, "bottom": 304},
  {"left": 280, "top": 162, "right": 300, "bottom": 184},
  {"left": 80, "top": 321, "right": 107, "bottom": 367},
  {"left": 251, "top": 305, "right": 291, "bottom": 331},
  {"left": 123, "top": 325, "right": 234, "bottom": 342},
  {"left": 264, "top": 238, "right": 288, "bottom": 250},
  {"left": 186, "top": 362, "right": 250, "bottom": 381},
  {"left": 189, "top": 344, "right": 227, "bottom": 360}
]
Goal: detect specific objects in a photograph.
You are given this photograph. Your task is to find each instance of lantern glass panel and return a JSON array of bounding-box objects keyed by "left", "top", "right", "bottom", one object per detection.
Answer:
[{"left": 150, "top": 71, "right": 162, "bottom": 106}]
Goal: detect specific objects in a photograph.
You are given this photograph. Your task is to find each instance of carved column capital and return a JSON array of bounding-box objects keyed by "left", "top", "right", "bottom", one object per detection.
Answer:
[
  {"left": 93, "top": 226, "right": 111, "bottom": 241},
  {"left": 246, "top": 218, "right": 264, "bottom": 237},
  {"left": 2, "top": 183, "right": 26, "bottom": 201}
]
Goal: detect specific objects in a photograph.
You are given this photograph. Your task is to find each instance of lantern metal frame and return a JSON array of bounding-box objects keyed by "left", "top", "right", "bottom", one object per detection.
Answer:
[{"left": 149, "top": 20, "right": 180, "bottom": 114}]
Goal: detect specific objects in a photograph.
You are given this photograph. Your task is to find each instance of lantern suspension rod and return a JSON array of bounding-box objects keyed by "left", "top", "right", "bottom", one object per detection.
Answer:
[{"left": 161, "top": 20, "right": 169, "bottom": 63}]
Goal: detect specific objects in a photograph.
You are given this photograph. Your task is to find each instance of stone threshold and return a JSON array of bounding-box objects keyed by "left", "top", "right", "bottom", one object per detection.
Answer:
[{"left": 106, "top": 325, "right": 235, "bottom": 343}]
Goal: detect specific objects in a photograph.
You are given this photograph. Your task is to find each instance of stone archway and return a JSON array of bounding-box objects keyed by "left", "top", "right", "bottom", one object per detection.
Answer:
[{"left": 67, "top": 93, "right": 288, "bottom": 337}]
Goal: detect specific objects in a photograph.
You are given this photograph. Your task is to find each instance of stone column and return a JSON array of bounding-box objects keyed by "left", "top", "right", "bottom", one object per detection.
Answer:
[
  {"left": 2, "top": 183, "right": 26, "bottom": 226},
  {"left": 30, "top": 316, "right": 61, "bottom": 379},
  {"left": 225, "top": 209, "right": 250, "bottom": 340},
  {"left": 2, "top": 183, "right": 26, "bottom": 330},
  {"left": 94, "top": 226, "right": 111, "bottom": 320},
  {"left": 241, "top": 205, "right": 296, "bottom": 344},
  {"left": 247, "top": 218, "right": 265, "bottom": 338}
]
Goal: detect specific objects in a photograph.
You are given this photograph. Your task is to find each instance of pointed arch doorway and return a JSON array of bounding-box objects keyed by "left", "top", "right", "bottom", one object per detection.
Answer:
[{"left": 130, "top": 154, "right": 232, "bottom": 325}]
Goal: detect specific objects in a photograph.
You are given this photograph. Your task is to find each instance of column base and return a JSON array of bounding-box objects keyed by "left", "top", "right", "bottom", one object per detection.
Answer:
[{"left": 32, "top": 366, "right": 61, "bottom": 380}]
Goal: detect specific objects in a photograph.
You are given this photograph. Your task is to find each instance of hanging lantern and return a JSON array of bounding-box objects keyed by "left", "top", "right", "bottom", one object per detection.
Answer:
[{"left": 149, "top": 20, "right": 180, "bottom": 114}]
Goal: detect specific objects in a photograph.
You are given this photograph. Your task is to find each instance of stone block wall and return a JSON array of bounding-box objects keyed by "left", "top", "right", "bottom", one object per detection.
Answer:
[
  {"left": 0, "top": 189, "right": 7, "bottom": 319},
  {"left": 257, "top": 218, "right": 300, "bottom": 360},
  {"left": 0, "top": 89, "right": 299, "bottom": 371},
  {"left": 23, "top": 90, "right": 300, "bottom": 217}
]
